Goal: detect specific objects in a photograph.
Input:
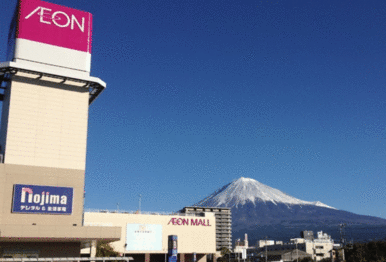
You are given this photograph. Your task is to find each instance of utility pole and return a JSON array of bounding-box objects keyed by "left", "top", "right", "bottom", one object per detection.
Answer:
[
  {"left": 339, "top": 223, "right": 346, "bottom": 261},
  {"left": 264, "top": 236, "right": 268, "bottom": 262},
  {"left": 139, "top": 194, "right": 142, "bottom": 214},
  {"left": 238, "top": 241, "right": 240, "bottom": 262},
  {"left": 331, "top": 249, "right": 333, "bottom": 262}
]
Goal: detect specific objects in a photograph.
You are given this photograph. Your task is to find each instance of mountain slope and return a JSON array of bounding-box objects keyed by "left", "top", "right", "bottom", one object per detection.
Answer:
[{"left": 193, "top": 177, "right": 386, "bottom": 242}]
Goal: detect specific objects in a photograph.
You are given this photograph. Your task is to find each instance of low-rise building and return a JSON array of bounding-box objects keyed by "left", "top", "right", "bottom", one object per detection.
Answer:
[
  {"left": 308, "top": 231, "right": 334, "bottom": 261},
  {"left": 234, "top": 234, "right": 250, "bottom": 260},
  {"left": 258, "top": 240, "right": 275, "bottom": 248},
  {"left": 256, "top": 249, "right": 312, "bottom": 262},
  {"left": 234, "top": 234, "right": 249, "bottom": 252},
  {"left": 82, "top": 210, "right": 217, "bottom": 262},
  {"left": 252, "top": 231, "right": 334, "bottom": 261}
]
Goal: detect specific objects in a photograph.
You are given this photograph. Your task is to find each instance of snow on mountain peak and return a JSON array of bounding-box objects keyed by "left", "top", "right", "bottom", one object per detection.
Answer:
[{"left": 196, "top": 177, "right": 335, "bottom": 209}]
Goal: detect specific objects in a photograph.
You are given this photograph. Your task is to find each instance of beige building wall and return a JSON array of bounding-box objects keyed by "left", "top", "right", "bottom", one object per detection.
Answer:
[
  {"left": 0, "top": 163, "right": 121, "bottom": 249},
  {"left": 181, "top": 207, "right": 232, "bottom": 250},
  {"left": 0, "top": 74, "right": 122, "bottom": 255},
  {"left": 84, "top": 212, "right": 217, "bottom": 255},
  {"left": 304, "top": 242, "right": 333, "bottom": 261},
  {"left": 1, "top": 75, "right": 89, "bottom": 170},
  {"left": 0, "top": 164, "right": 85, "bottom": 226}
]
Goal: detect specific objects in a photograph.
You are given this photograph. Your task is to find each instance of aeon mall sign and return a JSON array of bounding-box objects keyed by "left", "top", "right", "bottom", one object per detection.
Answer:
[
  {"left": 16, "top": 0, "right": 92, "bottom": 52},
  {"left": 168, "top": 217, "right": 212, "bottom": 226}
]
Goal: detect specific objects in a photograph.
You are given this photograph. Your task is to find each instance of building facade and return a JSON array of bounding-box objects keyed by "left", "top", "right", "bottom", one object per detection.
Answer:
[
  {"left": 0, "top": 0, "right": 119, "bottom": 258},
  {"left": 254, "top": 231, "right": 334, "bottom": 261},
  {"left": 180, "top": 207, "right": 232, "bottom": 251},
  {"left": 83, "top": 211, "right": 217, "bottom": 262}
]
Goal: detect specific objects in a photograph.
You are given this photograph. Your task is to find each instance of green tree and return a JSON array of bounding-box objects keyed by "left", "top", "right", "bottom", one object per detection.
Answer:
[
  {"left": 96, "top": 241, "right": 120, "bottom": 257},
  {"left": 221, "top": 247, "right": 231, "bottom": 257},
  {"left": 345, "top": 241, "right": 386, "bottom": 262},
  {"left": 218, "top": 247, "right": 231, "bottom": 262}
]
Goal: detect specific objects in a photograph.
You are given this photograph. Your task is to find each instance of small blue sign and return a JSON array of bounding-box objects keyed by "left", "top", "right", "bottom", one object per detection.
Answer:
[
  {"left": 168, "top": 235, "right": 178, "bottom": 262},
  {"left": 12, "top": 184, "right": 73, "bottom": 215},
  {"left": 168, "top": 257, "right": 177, "bottom": 262}
]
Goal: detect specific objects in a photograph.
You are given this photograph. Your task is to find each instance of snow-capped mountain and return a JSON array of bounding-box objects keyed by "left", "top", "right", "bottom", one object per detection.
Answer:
[
  {"left": 195, "top": 177, "right": 334, "bottom": 209},
  {"left": 192, "top": 177, "right": 386, "bottom": 243}
]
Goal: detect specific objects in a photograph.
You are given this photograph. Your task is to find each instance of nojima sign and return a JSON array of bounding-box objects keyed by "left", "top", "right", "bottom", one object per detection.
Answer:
[
  {"left": 8, "top": 0, "right": 93, "bottom": 72},
  {"left": 12, "top": 184, "right": 73, "bottom": 215}
]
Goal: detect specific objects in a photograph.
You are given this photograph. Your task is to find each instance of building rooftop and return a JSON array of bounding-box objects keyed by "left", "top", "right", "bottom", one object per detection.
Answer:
[
  {"left": 256, "top": 249, "right": 310, "bottom": 256},
  {"left": 84, "top": 209, "right": 206, "bottom": 217},
  {"left": 182, "top": 206, "right": 231, "bottom": 212}
]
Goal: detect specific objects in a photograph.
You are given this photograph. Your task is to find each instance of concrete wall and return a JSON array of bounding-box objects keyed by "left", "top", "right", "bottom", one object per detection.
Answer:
[
  {"left": 1, "top": 76, "right": 89, "bottom": 170},
  {"left": 84, "top": 212, "right": 217, "bottom": 255}
]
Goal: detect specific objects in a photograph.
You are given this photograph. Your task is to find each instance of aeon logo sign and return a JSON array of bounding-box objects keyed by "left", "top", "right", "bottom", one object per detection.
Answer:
[
  {"left": 25, "top": 6, "right": 86, "bottom": 32},
  {"left": 16, "top": 0, "right": 93, "bottom": 53}
]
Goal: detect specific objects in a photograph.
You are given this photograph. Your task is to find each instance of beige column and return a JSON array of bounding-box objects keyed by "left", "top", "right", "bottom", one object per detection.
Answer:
[
  {"left": 90, "top": 240, "right": 97, "bottom": 257},
  {"left": 145, "top": 253, "right": 150, "bottom": 262},
  {"left": 180, "top": 254, "right": 185, "bottom": 262}
]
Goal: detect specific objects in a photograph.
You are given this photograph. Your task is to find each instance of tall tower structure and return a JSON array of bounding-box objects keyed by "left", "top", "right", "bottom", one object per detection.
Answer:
[{"left": 0, "top": 0, "right": 120, "bottom": 258}]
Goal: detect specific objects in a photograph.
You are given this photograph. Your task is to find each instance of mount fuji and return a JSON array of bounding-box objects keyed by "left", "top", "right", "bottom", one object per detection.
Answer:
[{"left": 193, "top": 177, "right": 386, "bottom": 243}]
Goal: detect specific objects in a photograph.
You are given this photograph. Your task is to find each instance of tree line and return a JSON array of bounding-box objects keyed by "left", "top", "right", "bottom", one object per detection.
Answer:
[{"left": 344, "top": 240, "right": 386, "bottom": 262}]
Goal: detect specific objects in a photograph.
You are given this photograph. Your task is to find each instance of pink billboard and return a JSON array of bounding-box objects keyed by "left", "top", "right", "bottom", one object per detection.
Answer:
[{"left": 16, "top": 0, "right": 92, "bottom": 53}]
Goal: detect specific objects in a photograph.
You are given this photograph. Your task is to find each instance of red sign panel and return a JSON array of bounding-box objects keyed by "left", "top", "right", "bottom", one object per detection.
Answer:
[{"left": 16, "top": 0, "right": 92, "bottom": 53}]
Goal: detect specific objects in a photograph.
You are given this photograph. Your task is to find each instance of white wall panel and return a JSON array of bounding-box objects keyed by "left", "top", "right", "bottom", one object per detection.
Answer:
[{"left": 14, "top": 39, "right": 91, "bottom": 72}]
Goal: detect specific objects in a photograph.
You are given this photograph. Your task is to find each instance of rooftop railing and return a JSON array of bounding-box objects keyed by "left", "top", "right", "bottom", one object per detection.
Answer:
[{"left": 84, "top": 209, "right": 205, "bottom": 217}]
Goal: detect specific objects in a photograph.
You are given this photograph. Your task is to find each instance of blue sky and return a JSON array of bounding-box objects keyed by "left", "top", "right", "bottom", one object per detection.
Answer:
[{"left": 1, "top": 0, "right": 386, "bottom": 219}]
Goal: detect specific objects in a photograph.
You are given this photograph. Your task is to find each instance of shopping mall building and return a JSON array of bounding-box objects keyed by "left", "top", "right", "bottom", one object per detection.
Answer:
[
  {"left": 0, "top": 0, "right": 224, "bottom": 260},
  {"left": 82, "top": 210, "right": 217, "bottom": 262}
]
